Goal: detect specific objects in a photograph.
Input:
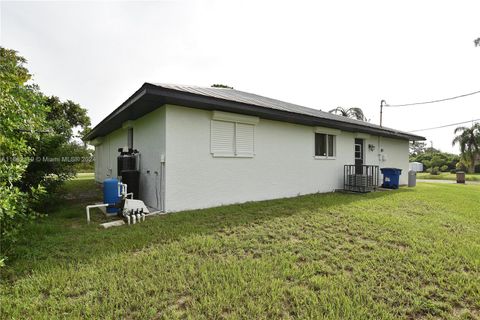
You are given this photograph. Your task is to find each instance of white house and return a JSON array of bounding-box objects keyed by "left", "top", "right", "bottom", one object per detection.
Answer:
[{"left": 85, "top": 83, "right": 425, "bottom": 212}]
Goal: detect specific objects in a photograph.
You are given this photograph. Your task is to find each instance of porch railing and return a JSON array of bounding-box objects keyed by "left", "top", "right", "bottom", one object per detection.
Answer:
[{"left": 344, "top": 165, "right": 379, "bottom": 193}]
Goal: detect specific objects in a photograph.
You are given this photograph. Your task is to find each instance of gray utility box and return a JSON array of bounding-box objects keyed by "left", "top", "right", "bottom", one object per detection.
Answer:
[{"left": 408, "top": 170, "right": 416, "bottom": 187}]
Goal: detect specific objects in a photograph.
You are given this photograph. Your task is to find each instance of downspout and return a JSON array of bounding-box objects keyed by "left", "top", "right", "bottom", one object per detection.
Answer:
[
  {"left": 377, "top": 135, "right": 382, "bottom": 186},
  {"left": 160, "top": 154, "right": 166, "bottom": 212},
  {"left": 378, "top": 100, "right": 386, "bottom": 186}
]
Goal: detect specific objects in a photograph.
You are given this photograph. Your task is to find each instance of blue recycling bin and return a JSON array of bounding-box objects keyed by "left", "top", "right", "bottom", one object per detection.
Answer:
[{"left": 381, "top": 168, "right": 402, "bottom": 189}]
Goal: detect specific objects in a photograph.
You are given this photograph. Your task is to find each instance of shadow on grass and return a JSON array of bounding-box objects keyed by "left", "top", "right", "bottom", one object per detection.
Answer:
[{"left": 3, "top": 178, "right": 412, "bottom": 281}]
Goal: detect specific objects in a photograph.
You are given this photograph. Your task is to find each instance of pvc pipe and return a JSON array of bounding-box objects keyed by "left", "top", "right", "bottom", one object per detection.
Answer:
[
  {"left": 118, "top": 183, "right": 127, "bottom": 197},
  {"left": 136, "top": 214, "right": 141, "bottom": 222},
  {"left": 126, "top": 192, "right": 133, "bottom": 199},
  {"left": 86, "top": 204, "right": 109, "bottom": 223},
  {"left": 125, "top": 215, "right": 130, "bottom": 225},
  {"left": 131, "top": 215, "right": 136, "bottom": 224},
  {"left": 136, "top": 153, "right": 141, "bottom": 172}
]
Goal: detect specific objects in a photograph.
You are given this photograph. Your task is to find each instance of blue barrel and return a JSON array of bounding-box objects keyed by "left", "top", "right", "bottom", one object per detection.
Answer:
[
  {"left": 381, "top": 168, "right": 402, "bottom": 189},
  {"left": 103, "top": 178, "right": 120, "bottom": 213}
]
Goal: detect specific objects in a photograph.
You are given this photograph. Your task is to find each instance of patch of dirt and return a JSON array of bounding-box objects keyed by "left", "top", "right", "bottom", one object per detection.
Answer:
[
  {"left": 452, "top": 305, "right": 480, "bottom": 319},
  {"left": 176, "top": 296, "right": 190, "bottom": 310},
  {"left": 288, "top": 236, "right": 302, "bottom": 244},
  {"left": 388, "top": 241, "right": 409, "bottom": 252},
  {"left": 62, "top": 189, "right": 101, "bottom": 201}
]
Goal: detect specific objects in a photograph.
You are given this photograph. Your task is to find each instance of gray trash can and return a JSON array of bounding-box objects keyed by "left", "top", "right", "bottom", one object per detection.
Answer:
[
  {"left": 456, "top": 171, "right": 465, "bottom": 184},
  {"left": 408, "top": 170, "right": 416, "bottom": 187}
]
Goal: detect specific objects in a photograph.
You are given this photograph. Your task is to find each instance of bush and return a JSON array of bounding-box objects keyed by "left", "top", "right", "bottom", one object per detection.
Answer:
[
  {"left": 0, "top": 47, "right": 91, "bottom": 265},
  {"left": 0, "top": 47, "right": 48, "bottom": 264},
  {"left": 410, "top": 151, "right": 460, "bottom": 172},
  {"left": 430, "top": 167, "right": 440, "bottom": 175},
  {"left": 440, "top": 165, "right": 448, "bottom": 172},
  {"left": 456, "top": 161, "right": 468, "bottom": 172}
]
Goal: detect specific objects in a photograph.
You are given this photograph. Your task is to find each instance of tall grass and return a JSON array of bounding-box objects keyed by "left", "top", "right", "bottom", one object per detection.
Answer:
[{"left": 1, "top": 178, "right": 479, "bottom": 319}]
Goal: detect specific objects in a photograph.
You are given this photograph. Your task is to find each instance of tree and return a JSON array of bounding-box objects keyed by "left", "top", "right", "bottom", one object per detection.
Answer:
[
  {"left": 0, "top": 47, "right": 92, "bottom": 264},
  {"left": 44, "top": 96, "right": 91, "bottom": 138},
  {"left": 475, "top": 38, "right": 480, "bottom": 47},
  {"left": 410, "top": 148, "right": 460, "bottom": 172},
  {"left": 328, "top": 107, "right": 368, "bottom": 121},
  {"left": 0, "top": 47, "right": 48, "bottom": 264},
  {"left": 409, "top": 141, "right": 426, "bottom": 156},
  {"left": 425, "top": 146, "right": 440, "bottom": 154},
  {"left": 211, "top": 84, "right": 233, "bottom": 89},
  {"left": 452, "top": 123, "right": 480, "bottom": 173},
  {"left": 22, "top": 96, "right": 92, "bottom": 199}
]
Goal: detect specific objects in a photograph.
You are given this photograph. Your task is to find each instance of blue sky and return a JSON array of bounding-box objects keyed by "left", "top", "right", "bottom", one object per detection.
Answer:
[{"left": 1, "top": 0, "right": 479, "bottom": 153}]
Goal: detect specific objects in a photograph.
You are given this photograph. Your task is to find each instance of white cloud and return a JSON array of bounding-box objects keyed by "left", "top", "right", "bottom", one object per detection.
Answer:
[{"left": 1, "top": 0, "right": 479, "bottom": 153}]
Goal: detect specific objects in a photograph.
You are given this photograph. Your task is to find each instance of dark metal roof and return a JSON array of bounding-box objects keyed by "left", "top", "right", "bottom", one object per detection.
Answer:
[{"left": 85, "top": 82, "right": 426, "bottom": 141}]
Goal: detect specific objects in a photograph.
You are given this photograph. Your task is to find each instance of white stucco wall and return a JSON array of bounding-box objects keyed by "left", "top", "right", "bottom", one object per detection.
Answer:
[
  {"left": 364, "top": 136, "right": 409, "bottom": 185},
  {"left": 164, "top": 105, "right": 407, "bottom": 212},
  {"left": 94, "top": 104, "right": 410, "bottom": 212},
  {"left": 132, "top": 107, "right": 166, "bottom": 209},
  {"left": 93, "top": 107, "right": 166, "bottom": 209},
  {"left": 94, "top": 128, "right": 127, "bottom": 182},
  {"left": 94, "top": 146, "right": 104, "bottom": 182}
]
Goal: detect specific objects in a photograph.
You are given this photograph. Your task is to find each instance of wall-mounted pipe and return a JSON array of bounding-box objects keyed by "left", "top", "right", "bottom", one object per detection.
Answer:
[
  {"left": 136, "top": 153, "right": 141, "bottom": 172},
  {"left": 118, "top": 182, "right": 128, "bottom": 198}
]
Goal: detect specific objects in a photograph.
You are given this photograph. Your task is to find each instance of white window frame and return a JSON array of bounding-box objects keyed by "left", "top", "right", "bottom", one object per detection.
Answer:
[
  {"left": 314, "top": 133, "right": 337, "bottom": 160},
  {"left": 210, "top": 111, "right": 259, "bottom": 158},
  {"left": 354, "top": 143, "right": 363, "bottom": 160},
  {"left": 313, "top": 127, "right": 340, "bottom": 160}
]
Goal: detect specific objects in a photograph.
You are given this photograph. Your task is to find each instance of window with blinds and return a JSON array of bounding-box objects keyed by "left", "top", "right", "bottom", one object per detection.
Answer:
[
  {"left": 235, "top": 123, "right": 254, "bottom": 156},
  {"left": 211, "top": 120, "right": 235, "bottom": 156},
  {"left": 211, "top": 120, "right": 255, "bottom": 157}
]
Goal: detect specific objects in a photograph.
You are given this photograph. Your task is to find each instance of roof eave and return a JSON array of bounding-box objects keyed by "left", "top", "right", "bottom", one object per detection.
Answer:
[
  {"left": 84, "top": 83, "right": 426, "bottom": 142},
  {"left": 84, "top": 84, "right": 149, "bottom": 141}
]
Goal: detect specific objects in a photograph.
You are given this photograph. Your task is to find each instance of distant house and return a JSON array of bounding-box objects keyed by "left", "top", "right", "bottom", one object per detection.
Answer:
[{"left": 85, "top": 83, "right": 425, "bottom": 212}]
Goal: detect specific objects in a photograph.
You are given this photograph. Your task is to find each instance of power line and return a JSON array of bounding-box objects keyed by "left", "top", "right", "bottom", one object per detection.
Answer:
[
  {"left": 408, "top": 118, "right": 480, "bottom": 133},
  {"left": 385, "top": 89, "right": 480, "bottom": 107}
]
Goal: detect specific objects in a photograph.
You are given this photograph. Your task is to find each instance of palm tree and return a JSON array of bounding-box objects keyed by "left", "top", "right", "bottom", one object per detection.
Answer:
[
  {"left": 452, "top": 123, "right": 480, "bottom": 173},
  {"left": 329, "top": 107, "right": 367, "bottom": 121}
]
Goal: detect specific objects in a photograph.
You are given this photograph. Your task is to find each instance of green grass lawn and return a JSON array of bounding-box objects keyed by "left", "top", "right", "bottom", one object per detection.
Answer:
[
  {"left": 417, "top": 172, "right": 480, "bottom": 182},
  {"left": 1, "top": 178, "right": 479, "bottom": 319}
]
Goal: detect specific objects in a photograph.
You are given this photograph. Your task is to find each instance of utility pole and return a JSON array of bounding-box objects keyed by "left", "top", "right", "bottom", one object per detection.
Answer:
[{"left": 380, "top": 100, "right": 386, "bottom": 127}]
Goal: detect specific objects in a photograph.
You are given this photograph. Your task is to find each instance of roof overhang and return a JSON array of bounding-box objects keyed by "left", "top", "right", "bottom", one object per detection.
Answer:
[{"left": 85, "top": 83, "right": 426, "bottom": 142}]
